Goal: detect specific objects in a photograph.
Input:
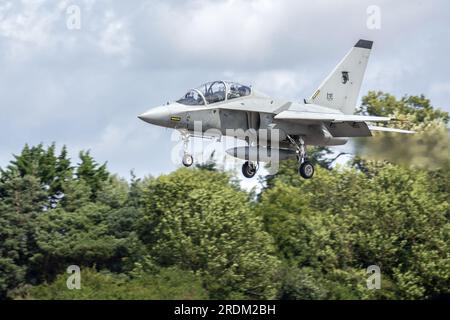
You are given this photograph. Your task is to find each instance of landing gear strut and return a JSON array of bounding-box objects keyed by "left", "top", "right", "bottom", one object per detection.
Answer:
[
  {"left": 287, "top": 135, "right": 315, "bottom": 179},
  {"left": 181, "top": 132, "right": 194, "bottom": 167},
  {"left": 242, "top": 161, "right": 258, "bottom": 178}
]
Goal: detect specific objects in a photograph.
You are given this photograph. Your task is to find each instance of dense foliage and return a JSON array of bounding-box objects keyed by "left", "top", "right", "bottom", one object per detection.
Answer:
[{"left": 0, "top": 92, "right": 449, "bottom": 300}]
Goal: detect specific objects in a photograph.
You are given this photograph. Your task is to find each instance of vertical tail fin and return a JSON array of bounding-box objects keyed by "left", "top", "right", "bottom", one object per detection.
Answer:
[{"left": 309, "top": 39, "right": 373, "bottom": 114}]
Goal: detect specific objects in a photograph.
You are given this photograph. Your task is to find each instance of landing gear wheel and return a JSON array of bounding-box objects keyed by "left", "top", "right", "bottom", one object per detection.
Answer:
[
  {"left": 182, "top": 154, "right": 194, "bottom": 167},
  {"left": 242, "top": 161, "right": 257, "bottom": 178},
  {"left": 299, "top": 161, "right": 314, "bottom": 179}
]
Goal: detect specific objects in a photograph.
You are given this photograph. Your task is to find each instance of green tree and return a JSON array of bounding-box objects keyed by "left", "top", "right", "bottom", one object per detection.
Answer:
[
  {"left": 60, "top": 179, "right": 92, "bottom": 212},
  {"left": 279, "top": 264, "right": 327, "bottom": 300},
  {"left": 258, "top": 165, "right": 449, "bottom": 299},
  {"left": 12, "top": 267, "right": 208, "bottom": 300},
  {"left": 2, "top": 144, "right": 43, "bottom": 179},
  {"left": 96, "top": 175, "right": 129, "bottom": 209},
  {"left": 355, "top": 92, "right": 450, "bottom": 168},
  {"left": 0, "top": 205, "right": 27, "bottom": 298},
  {"left": 0, "top": 174, "right": 48, "bottom": 297},
  {"left": 0, "top": 143, "right": 74, "bottom": 207},
  {"left": 0, "top": 174, "right": 47, "bottom": 214},
  {"left": 125, "top": 171, "right": 148, "bottom": 209},
  {"left": 76, "top": 151, "right": 109, "bottom": 201},
  {"left": 50, "top": 145, "right": 73, "bottom": 204},
  {"left": 139, "top": 168, "right": 281, "bottom": 299},
  {"left": 29, "top": 203, "right": 146, "bottom": 282},
  {"left": 358, "top": 91, "right": 449, "bottom": 124}
]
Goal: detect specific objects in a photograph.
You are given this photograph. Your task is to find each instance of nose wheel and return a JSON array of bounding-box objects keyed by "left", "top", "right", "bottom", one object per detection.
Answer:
[
  {"left": 181, "top": 131, "right": 194, "bottom": 167},
  {"left": 242, "top": 161, "right": 258, "bottom": 178},
  {"left": 182, "top": 153, "right": 194, "bottom": 167}
]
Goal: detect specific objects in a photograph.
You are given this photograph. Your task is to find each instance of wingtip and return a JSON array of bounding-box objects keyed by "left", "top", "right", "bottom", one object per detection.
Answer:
[{"left": 355, "top": 39, "right": 373, "bottom": 49}]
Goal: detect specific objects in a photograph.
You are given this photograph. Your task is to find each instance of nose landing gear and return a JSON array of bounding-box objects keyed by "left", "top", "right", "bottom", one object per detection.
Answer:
[
  {"left": 182, "top": 154, "right": 194, "bottom": 167},
  {"left": 181, "top": 131, "right": 194, "bottom": 167}
]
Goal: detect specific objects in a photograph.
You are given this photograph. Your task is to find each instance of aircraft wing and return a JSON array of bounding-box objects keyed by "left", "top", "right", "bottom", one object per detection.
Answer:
[
  {"left": 274, "top": 110, "right": 391, "bottom": 123},
  {"left": 274, "top": 110, "right": 414, "bottom": 137}
]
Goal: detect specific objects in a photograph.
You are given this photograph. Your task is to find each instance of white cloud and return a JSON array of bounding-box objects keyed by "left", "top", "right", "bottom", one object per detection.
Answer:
[
  {"left": 98, "top": 11, "right": 132, "bottom": 57},
  {"left": 0, "top": 1, "right": 72, "bottom": 48},
  {"left": 161, "top": 0, "right": 281, "bottom": 62}
]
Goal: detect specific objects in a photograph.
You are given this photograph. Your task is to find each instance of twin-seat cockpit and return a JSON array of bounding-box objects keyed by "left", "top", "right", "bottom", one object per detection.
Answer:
[{"left": 176, "top": 81, "right": 251, "bottom": 106}]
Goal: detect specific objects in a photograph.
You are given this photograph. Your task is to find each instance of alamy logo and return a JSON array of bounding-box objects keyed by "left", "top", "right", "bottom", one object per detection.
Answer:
[
  {"left": 366, "top": 5, "right": 381, "bottom": 30},
  {"left": 366, "top": 265, "right": 381, "bottom": 290},
  {"left": 66, "top": 265, "right": 81, "bottom": 290},
  {"left": 66, "top": 5, "right": 81, "bottom": 30}
]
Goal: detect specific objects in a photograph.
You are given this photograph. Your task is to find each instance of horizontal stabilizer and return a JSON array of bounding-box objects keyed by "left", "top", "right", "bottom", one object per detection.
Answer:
[{"left": 368, "top": 126, "right": 416, "bottom": 134}]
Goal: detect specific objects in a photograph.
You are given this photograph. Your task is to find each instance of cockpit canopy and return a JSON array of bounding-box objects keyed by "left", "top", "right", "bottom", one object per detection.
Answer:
[{"left": 177, "top": 81, "right": 251, "bottom": 106}]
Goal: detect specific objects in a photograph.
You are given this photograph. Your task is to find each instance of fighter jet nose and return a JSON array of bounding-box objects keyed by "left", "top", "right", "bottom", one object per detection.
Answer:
[{"left": 138, "top": 106, "right": 170, "bottom": 126}]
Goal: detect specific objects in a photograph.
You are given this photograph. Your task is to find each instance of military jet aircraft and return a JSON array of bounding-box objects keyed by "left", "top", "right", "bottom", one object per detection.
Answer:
[{"left": 138, "top": 39, "right": 414, "bottom": 179}]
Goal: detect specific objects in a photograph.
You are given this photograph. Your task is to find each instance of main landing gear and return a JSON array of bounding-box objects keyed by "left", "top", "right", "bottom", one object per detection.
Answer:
[
  {"left": 242, "top": 161, "right": 258, "bottom": 178},
  {"left": 299, "top": 161, "right": 314, "bottom": 179},
  {"left": 287, "top": 135, "right": 315, "bottom": 179},
  {"left": 241, "top": 137, "right": 259, "bottom": 178}
]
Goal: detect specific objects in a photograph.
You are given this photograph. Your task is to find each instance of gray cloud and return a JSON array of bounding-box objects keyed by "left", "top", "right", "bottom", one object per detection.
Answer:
[{"left": 0, "top": 0, "right": 449, "bottom": 178}]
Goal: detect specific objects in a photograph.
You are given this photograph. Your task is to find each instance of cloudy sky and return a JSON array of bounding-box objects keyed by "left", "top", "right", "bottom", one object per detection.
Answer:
[{"left": 1, "top": 0, "right": 449, "bottom": 179}]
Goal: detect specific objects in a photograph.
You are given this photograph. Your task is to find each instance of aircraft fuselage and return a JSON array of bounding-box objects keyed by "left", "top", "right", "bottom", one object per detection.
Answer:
[{"left": 139, "top": 95, "right": 348, "bottom": 148}]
